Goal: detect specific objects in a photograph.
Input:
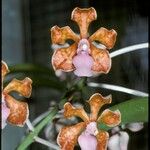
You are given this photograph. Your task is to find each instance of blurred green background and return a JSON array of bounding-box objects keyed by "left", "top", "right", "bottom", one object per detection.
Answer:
[{"left": 2, "top": 0, "right": 148, "bottom": 150}]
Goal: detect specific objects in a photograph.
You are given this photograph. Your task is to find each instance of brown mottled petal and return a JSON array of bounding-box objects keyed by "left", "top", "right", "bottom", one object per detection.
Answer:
[
  {"left": 89, "top": 27, "right": 117, "bottom": 49},
  {"left": 88, "top": 93, "right": 112, "bottom": 121},
  {"left": 64, "top": 102, "right": 89, "bottom": 123},
  {"left": 4, "top": 94, "right": 29, "bottom": 126},
  {"left": 4, "top": 77, "right": 32, "bottom": 98},
  {"left": 52, "top": 43, "right": 78, "bottom": 71},
  {"left": 98, "top": 109, "right": 121, "bottom": 127},
  {"left": 51, "top": 26, "right": 79, "bottom": 44},
  {"left": 57, "top": 122, "right": 86, "bottom": 150},
  {"left": 2, "top": 61, "right": 10, "bottom": 82},
  {"left": 90, "top": 44, "right": 111, "bottom": 73},
  {"left": 71, "top": 7, "right": 97, "bottom": 38},
  {"left": 96, "top": 130, "right": 109, "bottom": 150}
]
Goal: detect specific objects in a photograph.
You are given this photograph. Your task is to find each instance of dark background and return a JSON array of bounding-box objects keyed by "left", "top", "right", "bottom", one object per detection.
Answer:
[{"left": 2, "top": 0, "right": 148, "bottom": 149}]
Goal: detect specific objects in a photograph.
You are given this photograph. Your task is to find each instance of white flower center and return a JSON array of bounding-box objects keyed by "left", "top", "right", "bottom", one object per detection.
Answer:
[
  {"left": 82, "top": 44, "right": 88, "bottom": 51},
  {"left": 77, "top": 39, "right": 90, "bottom": 53},
  {"left": 85, "top": 122, "right": 98, "bottom": 136}
]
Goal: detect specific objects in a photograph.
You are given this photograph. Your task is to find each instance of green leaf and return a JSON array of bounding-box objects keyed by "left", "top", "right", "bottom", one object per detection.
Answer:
[
  {"left": 5, "top": 63, "right": 66, "bottom": 90},
  {"left": 8, "top": 63, "right": 54, "bottom": 75},
  {"left": 98, "top": 97, "right": 148, "bottom": 131},
  {"left": 4, "top": 75, "right": 65, "bottom": 91},
  {"left": 28, "top": 75, "right": 65, "bottom": 90},
  {"left": 16, "top": 107, "right": 58, "bottom": 150}
]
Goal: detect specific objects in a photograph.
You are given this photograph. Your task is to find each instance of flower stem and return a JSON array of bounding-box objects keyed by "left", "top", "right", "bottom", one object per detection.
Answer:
[
  {"left": 16, "top": 107, "right": 58, "bottom": 150},
  {"left": 88, "top": 82, "right": 148, "bottom": 97},
  {"left": 26, "top": 119, "right": 34, "bottom": 131},
  {"left": 110, "top": 43, "right": 148, "bottom": 58},
  {"left": 34, "top": 137, "right": 59, "bottom": 150}
]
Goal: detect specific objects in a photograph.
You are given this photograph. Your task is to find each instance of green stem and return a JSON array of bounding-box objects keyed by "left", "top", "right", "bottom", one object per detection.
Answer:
[{"left": 16, "top": 107, "right": 58, "bottom": 150}]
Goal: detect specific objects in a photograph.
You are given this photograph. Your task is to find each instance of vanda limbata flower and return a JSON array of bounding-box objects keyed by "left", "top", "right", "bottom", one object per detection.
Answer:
[
  {"left": 51, "top": 7, "right": 117, "bottom": 77},
  {"left": 108, "top": 123, "right": 144, "bottom": 150},
  {"left": 1, "top": 61, "right": 32, "bottom": 129},
  {"left": 57, "top": 93, "right": 121, "bottom": 150}
]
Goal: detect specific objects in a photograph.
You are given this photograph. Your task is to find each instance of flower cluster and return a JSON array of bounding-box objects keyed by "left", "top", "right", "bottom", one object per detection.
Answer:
[
  {"left": 51, "top": 7, "right": 117, "bottom": 77},
  {"left": 1, "top": 5, "right": 146, "bottom": 150},
  {"left": 1, "top": 61, "right": 32, "bottom": 129},
  {"left": 57, "top": 93, "right": 121, "bottom": 150}
]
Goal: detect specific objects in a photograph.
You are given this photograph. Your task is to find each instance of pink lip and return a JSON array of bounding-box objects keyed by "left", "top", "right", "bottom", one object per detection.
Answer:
[
  {"left": 73, "top": 52, "right": 94, "bottom": 77},
  {"left": 72, "top": 39, "right": 94, "bottom": 77},
  {"left": 2, "top": 96, "right": 10, "bottom": 129}
]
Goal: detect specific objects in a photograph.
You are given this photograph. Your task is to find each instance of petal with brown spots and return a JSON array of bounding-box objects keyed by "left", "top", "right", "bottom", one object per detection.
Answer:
[
  {"left": 57, "top": 122, "right": 86, "bottom": 150},
  {"left": 71, "top": 7, "right": 97, "bottom": 38},
  {"left": 88, "top": 93, "right": 112, "bottom": 121},
  {"left": 52, "top": 43, "right": 78, "bottom": 71},
  {"left": 96, "top": 130, "right": 109, "bottom": 150},
  {"left": 51, "top": 26, "right": 79, "bottom": 44},
  {"left": 4, "top": 94, "right": 29, "bottom": 126},
  {"left": 97, "top": 109, "right": 121, "bottom": 127},
  {"left": 2, "top": 61, "right": 9, "bottom": 82},
  {"left": 64, "top": 102, "right": 89, "bottom": 123},
  {"left": 4, "top": 77, "right": 32, "bottom": 98},
  {"left": 90, "top": 44, "right": 111, "bottom": 73},
  {"left": 89, "top": 27, "right": 117, "bottom": 49}
]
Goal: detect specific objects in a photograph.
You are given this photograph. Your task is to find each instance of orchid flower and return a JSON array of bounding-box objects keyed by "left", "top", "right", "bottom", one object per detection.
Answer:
[
  {"left": 57, "top": 93, "right": 121, "bottom": 150},
  {"left": 108, "top": 129, "right": 129, "bottom": 150},
  {"left": 51, "top": 7, "right": 117, "bottom": 77},
  {"left": 108, "top": 123, "right": 144, "bottom": 150},
  {"left": 1, "top": 61, "right": 32, "bottom": 129}
]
